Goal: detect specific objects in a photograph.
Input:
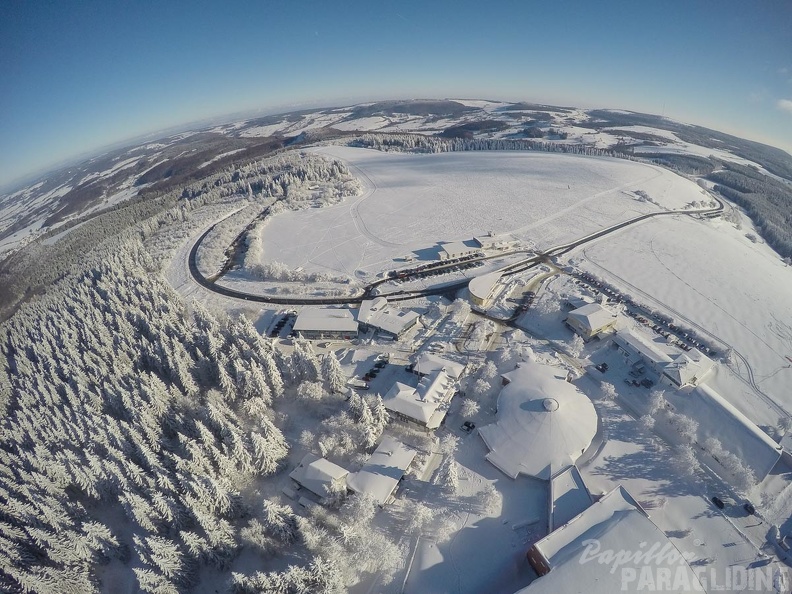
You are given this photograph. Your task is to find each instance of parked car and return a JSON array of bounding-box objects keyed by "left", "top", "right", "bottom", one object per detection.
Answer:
[
  {"left": 461, "top": 421, "right": 476, "bottom": 433},
  {"left": 743, "top": 502, "right": 756, "bottom": 515},
  {"left": 712, "top": 496, "right": 725, "bottom": 509}
]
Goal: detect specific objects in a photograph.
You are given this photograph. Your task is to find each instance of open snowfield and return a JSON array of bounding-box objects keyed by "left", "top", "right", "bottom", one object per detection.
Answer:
[
  {"left": 254, "top": 147, "right": 708, "bottom": 281},
  {"left": 575, "top": 213, "right": 792, "bottom": 418}
]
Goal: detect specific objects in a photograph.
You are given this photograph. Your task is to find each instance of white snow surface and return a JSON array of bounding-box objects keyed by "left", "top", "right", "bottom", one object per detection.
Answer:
[
  {"left": 578, "top": 213, "right": 792, "bottom": 416},
  {"left": 255, "top": 147, "right": 707, "bottom": 281}
]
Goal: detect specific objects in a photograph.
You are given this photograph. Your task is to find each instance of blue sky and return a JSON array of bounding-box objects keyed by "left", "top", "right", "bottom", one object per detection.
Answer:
[{"left": 1, "top": 0, "right": 791, "bottom": 187}]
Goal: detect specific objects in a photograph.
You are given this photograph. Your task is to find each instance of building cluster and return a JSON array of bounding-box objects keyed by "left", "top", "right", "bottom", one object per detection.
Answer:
[
  {"left": 289, "top": 436, "right": 416, "bottom": 507},
  {"left": 288, "top": 352, "right": 466, "bottom": 507}
]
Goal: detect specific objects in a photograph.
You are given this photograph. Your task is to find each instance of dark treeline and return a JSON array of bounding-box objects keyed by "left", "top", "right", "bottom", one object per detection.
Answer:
[{"left": 708, "top": 162, "right": 792, "bottom": 258}]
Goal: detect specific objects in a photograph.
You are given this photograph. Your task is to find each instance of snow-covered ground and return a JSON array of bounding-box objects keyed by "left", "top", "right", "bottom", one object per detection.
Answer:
[
  {"left": 254, "top": 147, "right": 707, "bottom": 282},
  {"left": 573, "top": 212, "right": 792, "bottom": 418}
]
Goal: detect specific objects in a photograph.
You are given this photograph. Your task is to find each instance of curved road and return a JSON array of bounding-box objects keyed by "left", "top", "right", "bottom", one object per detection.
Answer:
[{"left": 188, "top": 189, "right": 723, "bottom": 306}]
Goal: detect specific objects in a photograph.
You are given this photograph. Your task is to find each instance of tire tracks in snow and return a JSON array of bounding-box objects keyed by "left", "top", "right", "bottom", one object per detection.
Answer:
[{"left": 582, "top": 251, "right": 788, "bottom": 418}]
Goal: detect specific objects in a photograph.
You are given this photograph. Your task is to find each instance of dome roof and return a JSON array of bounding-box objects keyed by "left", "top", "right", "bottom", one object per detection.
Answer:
[{"left": 479, "top": 361, "right": 598, "bottom": 480}]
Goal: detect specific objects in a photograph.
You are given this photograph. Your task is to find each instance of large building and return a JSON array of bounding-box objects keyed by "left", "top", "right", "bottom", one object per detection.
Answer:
[
  {"left": 615, "top": 331, "right": 715, "bottom": 388},
  {"left": 670, "top": 384, "right": 782, "bottom": 482},
  {"left": 292, "top": 307, "right": 358, "bottom": 340},
  {"left": 289, "top": 454, "right": 349, "bottom": 503},
  {"left": 382, "top": 368, "right": 456, "bottom": 430},
  {"left": 468, "top": 271, "right": 503, "bottom": 309},
  {"left": 346, "top": 436, "right": 416, "bottom": 506},
  {"left": 613, "top": 330, "right": 673, "bottom": 375},
  {"left": 478, "top": 361, "right": 598, "bottom": 480},
  {"left": 357, "top": 297, "right": 420, "bottom": 339},
  {"left": 439, "top": 241, "right": 479, "bottom": 260},
  {"left": 522, "top": 486, "right": 704, "bottom": 593},
  {"left": 564, "top": 302, "right": 617, "bottom": 341}
]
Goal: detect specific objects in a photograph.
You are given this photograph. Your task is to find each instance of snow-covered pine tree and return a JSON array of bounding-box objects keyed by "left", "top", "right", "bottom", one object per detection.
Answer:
[{"left": 321, "top": 352, "right": 346, "bottom": 394}]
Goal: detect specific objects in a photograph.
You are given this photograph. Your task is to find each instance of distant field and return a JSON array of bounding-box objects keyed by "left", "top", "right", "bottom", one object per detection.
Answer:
[
  {"left": 254, "top": 147, "right": 708, "bottom": 280},
  {"left": 579, "top": 215, "right": 792, "bottom": 416}
]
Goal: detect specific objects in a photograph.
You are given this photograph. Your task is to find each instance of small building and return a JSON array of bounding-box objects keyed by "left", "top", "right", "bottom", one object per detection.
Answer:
[
  {"left": 439, "top": 241, "right": 478, "bottom": 261},
  {"left": 468, "top": 271, "right": 503, "bottom": 309},
  {"left": 289, "top": 454, "right": 349, "bottom": 503},
  {"left": 564, "top": 303, "right": 617, "bottom": 341},
  {"left": 413, "top": 353, "right": 466, "bottom": 380},
  {"left": 523, "top": 486, "right": 704, "bottom": 593},
  {"left": 346, "top": 436, "right": 416, "bottom": 506},
  {"left": 548, "top": 466, "right": 594, "bottom": 533},
  {"left": 382, "top": 368, "right": 456, "bottom": 430},
  {"left": 613, "top": 330, "right": 673, "bottom": 375},
  {"left": 292, "top": 307, "right": 358, "bottom": 340},
  {"left": 662, "top": 348, "right": 714, "bottom": 387},
  {"left": 357, "top": 297, "right": 420, "bottom": 340},
  {"left": 474, "top": 232, "right": 517, "bottom": 252}
]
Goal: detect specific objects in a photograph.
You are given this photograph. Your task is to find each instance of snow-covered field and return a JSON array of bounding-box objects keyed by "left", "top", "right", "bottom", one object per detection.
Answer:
[
  {"left": 573, "top": 212, "right": 792, "bottom": 418},
  {"left": 254, "top": 147, "right": 708, "bottom": 281}
]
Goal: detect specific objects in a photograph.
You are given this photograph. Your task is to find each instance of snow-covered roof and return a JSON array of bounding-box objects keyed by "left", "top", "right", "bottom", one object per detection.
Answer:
[
  {"left": 346, "top": 435, "right": 416, "bottom": 505},
  {"left": 522, "top": 486, "right": 704, "bottom": 593},
  {"left": 413, "top": 353, "right": 465, "bottom": 380},
  {"left": 566, "top": 302, "right": 616, "bottom": 332},
  {"left": 673, "top": 384, "right": 781, "bottom": 481},
  {"left": 293, "top": 307, "right": 358, "bottom": 333},
  {"left": 357, "top": 297, "right": 420, "bottom": 336},
  {"left": 662, "top": 348, "right": 714, "bottom": 386},
  {"left": 289, "top": 454, "right": 349, "bottom": 499},
  {"left": 478, "top": 361, "right": 598, "bottom": 480},
  {"left": 613, "top": 330, "right": 673, "bottom": 366},
  {"left": 473, "top": 233, "right": 516, "bottom": 249},
  {"left": 781, "top": 431, "right": 792, "bottom": 456},
  {"left": 382, "top": 369, "right": 455, "bottom": 429},
  {"left": 468, "top": 271, "right": 502, "bottom": 302},
  {"left": 548, "top": 466, "right": 593, "bottom": 533},
  {"left": 440, "top": 241, "right": 475, "bottom": 258},
  {"left": 565, "top": 295, "right": 595, "bottom": 310}
]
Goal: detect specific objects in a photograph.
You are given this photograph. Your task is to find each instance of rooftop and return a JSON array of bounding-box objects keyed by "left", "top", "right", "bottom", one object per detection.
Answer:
[
  {"left": 663, "top": 348, "right": 714, "bottom": 386},
  {"left": 566, "top": 302, "right": 616, "bottom": 331},
  {"left": 548, "top": 466, "right": 594, "bottom": 533},
  {"left": 479, "top": 361, "right": 598, "bottom": 480},
  {"left": 293, "top": 307, "right": 358, "bottom": 333},
  {"left": 468, "top": 271, "right": 503, "bottom": 302},
  {"left": 357, "top": 297, "right": 420, "bottom": 336},
  {"left": 382, "top": 369, "right": 455, "bottom": 429},
  {"left": 414, "top": 353, "right": 465, "bottom": 380},
  {"left": 614, "top": 330, "right": 673, "bottom": 366},
  {"left": 523, "top": 486, "right": 704, "bottom": 594},
  {"left": 440, "top": 241, "right": 475, "bottom": 257},
  {"left": 346, "top": 435, "right": 416, "bottom": 505},
  {"left": 289, "top": 453, "right": 349, "bottom": 500}
]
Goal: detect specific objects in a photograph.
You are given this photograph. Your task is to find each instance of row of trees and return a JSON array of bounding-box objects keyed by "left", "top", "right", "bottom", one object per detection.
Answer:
[{"left": 350, "top": 133, "right": 643, "bottom": 159}]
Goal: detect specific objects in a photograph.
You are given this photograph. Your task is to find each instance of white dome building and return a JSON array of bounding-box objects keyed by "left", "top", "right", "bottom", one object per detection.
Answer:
[{"left": 478, "top": 361, "right": 598, "bottom": 480}]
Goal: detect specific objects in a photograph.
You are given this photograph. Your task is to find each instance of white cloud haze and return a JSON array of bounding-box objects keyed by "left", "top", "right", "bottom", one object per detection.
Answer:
[{"left": 777, "top": 99, "right": 792, "bottom": 114}]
